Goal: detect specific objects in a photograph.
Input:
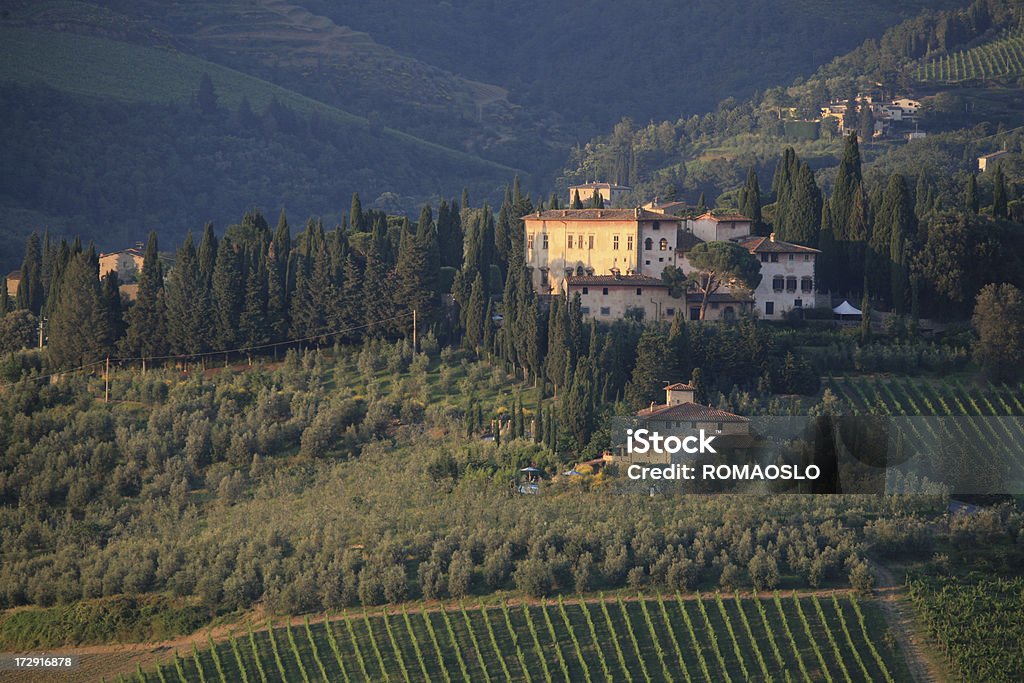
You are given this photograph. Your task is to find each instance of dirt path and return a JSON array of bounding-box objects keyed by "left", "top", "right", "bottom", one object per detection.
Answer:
[{"left": 870, "top": 561, "right": 949, "bottom": 683}]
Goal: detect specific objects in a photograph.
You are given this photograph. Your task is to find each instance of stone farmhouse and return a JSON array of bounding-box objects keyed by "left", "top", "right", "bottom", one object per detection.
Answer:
[{"left": 567, "top": 182, "right": 631, "bottom": 207}]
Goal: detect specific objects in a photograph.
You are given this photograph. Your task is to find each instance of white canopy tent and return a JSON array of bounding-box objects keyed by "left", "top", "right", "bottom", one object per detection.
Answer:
[{"left": 832, "top": 300, "right": 862, "bottom": 320}]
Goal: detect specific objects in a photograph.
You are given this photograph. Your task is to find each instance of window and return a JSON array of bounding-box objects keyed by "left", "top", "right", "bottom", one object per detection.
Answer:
[
  {"left": 542, "top": 234, "right": 549, "bottom": 250},
  {"left": 582, "top": 287, "right": 589, "bottom": 295},
  {"left": 666, "top": 308, "right": 675, "bottom": 317},
  {"left": 717, "top": 422, "right": 723, "bottom": 432},
  {"left": 600, "top": 307, "right": 611, "bottom": 316},
  {"left": 690, "top": 307, "right": 701, "bottom": 321},
  {"left": 659, "top": 238, "right": 668, "bottom": 251},
  {"left": 627, "top": 235, "right": 634, "bottom": 251},
  {"left": 765, "top": 301, "right": 774, "bottom": 315},
  {"left": 801, "top": 276, "right": 813, "bottom": 292},
  {"left": 602, "top": 287, "right": 609, "bottom": 295},
  {"left": 645, "top": 260, "right": 651, "bottom": 265},
  {"left": 770, "top": 253, "right": 778, "bottom": 262},
  {"left": 527, "top": 233, "right": 534, "bottom": 249},
  {"left": 788, "top": 254, "right": 794, "bottom": 261},
  {"left": 773, "top": 276, "right": 784, "bottom": 292},
  {"left": 804, "top": 254, "right": 810, "bottom": 261},
  {"left": 613, "top": 235, "right": 620, "bottom": 250},
  {"left": 645, "top": 237, "right": 653, "bottom": 251},
  {"left": 636, "top": 288, "right": 643, "bottom": 295},
  {"left": 567, "top": 234, "right": 573, "bottom": 249},
  {"left": 653, "top": 221, "right": 661, "bottom": 230},
  {"left": 760, "top": 254, "right": 769, "bottom": 262},
  {"left": 690, "top": 422, "right": 697, "bottom": 429},
  {"left": 581, "top": 307, "right": 590, "bottom": 314},
  {"left": 786, "top": 276, "right": 797, "bottom": 292},
  {"left": 711, "top": 302, "right": 719, "bottom": 310},
  {"left": 588, "top": 235, "right": 594, "bottom": 249},
  {"left": 658, "top": 257, "right": 664, "bottom": 262},
  {"left": 794, "top": 299, "right": 803, "bottom": 308}
]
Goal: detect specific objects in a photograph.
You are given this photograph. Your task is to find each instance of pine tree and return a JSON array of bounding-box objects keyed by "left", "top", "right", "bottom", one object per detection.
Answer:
[
  {"left": 212, "top": 236, "right": 243, "bottom": 350},
  {"left": 47, "top": 251, "right": 106, "bottom": 369},
  {"left": 992, "top": 163, "right": 1008, "bottom": 218},
  {"left": 165, "top": 233, "right": 211, "bottom": 356},
  {"left": 965, "top": 173, "right": 979, "bottom": 214},
  {"left": 120, "top": 232, "right": 167, "bottom": 364},
  {"left": 16, "top": 232, "right": 44, "bottom": 315}
]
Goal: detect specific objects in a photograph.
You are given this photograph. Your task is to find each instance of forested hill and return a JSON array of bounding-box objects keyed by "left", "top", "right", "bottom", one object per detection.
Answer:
[{"left": 0, "top": 0, "right": 959, "bottom": 270}]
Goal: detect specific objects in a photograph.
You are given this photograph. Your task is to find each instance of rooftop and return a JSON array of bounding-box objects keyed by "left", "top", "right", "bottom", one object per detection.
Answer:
[
  {"left": 567, "top": 274, "right": 667, "bottom": 287},
  {"left": 692, "top": 212, "right": 752, "bottom": 223},
  {"left": 636, "top": 401, "right": 749, "bottom": 423},
  {"left": 525, "top": 208, "right": 682, "bottom": 222},
  {"left": 740, "top": 235, "right": 820, "bottom": 254},
  {"left": 569, "top": 182, "right": 631, "bottom": 190},
  {"left": 664, "top": 382, "right": 695, "bottom": 391},
  {"left": 676, "top": 232, "right": 705, "bottom": 251}
]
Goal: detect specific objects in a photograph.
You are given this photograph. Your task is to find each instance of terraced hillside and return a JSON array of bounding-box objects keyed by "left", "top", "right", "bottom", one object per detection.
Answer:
[
  {"left": 916, "top": 28, "right": 1024, "bottom": 83},
  {"left": 131, "top": 593, "right": 908, "bottom": 683}
]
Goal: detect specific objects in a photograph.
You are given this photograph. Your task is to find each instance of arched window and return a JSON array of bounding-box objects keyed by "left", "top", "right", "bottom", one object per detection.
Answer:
[
  {"left": 659, "top": 238, "right": 668, "bottom": 251},
  {"left": 645, "top": 237, "right": 653, "bottom": 251},
  {"left": 576, "top": 265, "right": 585, "bottom": 276}
]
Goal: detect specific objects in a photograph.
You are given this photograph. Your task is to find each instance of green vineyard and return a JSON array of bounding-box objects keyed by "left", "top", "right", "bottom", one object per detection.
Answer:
[
  {"left": 916, "top": 28, "right": 1024, "bottom": 82},
  {"left": 907, "top": 575, "right": 1024, "bottom": 682},
  {"left": 127, "top": 593, "right": 906, "bottom": 682}
]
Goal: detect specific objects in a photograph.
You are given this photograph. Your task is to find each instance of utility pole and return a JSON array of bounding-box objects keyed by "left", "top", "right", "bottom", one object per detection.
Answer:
[
  {"left": 104, "top": 356, "right": 110, "bottom": 403},
  {"left": 412, "top": 308, "right": 417, "bottom": 352}
]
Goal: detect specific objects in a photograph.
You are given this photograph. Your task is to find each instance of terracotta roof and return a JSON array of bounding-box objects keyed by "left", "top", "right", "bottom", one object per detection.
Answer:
[
  {"left": 6, "top": 270, "right": 21, "bottom": 279},
  {"left": 675, "top": 232, "right": 704, "bottom": 251},
  {"left": 664, "top": 383, "right": 695, "bottom": 391},
  {"left": 693, "top": 212, "right": 752, "bottom": 222},
  {"left": 978, "top": 150, "right": 1010, "bottom": 159},
  {"left": 99, "top": 247, "right": 144, "bottom": 258},
  {"left": 739, "top": 236, "right": 820, "bottom": 254},
  {"left": 706, "top": 291, "right": 753, "bottom": 303},
  {"left": 524, "top": 208, "right": 682, "bottom": 222},
  {"left": 570, "top": 182, "right": 631, "bottom": 190},
  {"left": 636, "top": 401, "right": 749, "bottom": 423},
  {"left": 567, "top": 274, "right": 667, "bottom": 287}
]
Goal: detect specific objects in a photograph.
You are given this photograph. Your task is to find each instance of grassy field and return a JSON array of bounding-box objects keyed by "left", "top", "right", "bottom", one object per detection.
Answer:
[
  {"left": 0, "top": 27, "right": 517, "bottom": 174},
  {"left": 128, "top": 592, "right": 907, "bottom": 683}
]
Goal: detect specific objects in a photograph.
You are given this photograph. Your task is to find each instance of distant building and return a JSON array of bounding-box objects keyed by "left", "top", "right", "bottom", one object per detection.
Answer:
[
  {"left": 98, "top": 247, "right": 145, "bottom": 280},
  {"left": 906, "top": 131, "right": 927, "bottom": 141},
  {"left": 642, "top": 199, "right": 692, "bottom": 216},
  {"left": 5, "top": 270, "right": 20, "bottom": 299},
  {"left": 891, "top": 98, "right": 921, "bottom": 115},
  {"left": 523, "top": 208, "right": 681, "bottom": 297},
  {"left": 566, "top": 273, "right": 677, "bottom": 322},
  {"left": 739, "top": 234, "right": 823, "bottom": 318},
  {"left": 568, "top": 182, "right": 631, "bottom": 207},
  {"left": 683, "top": 212, "right": 753, "bottom": 243},
  {"left": 618, "top": 383, "right": 751, "bottom": 465},
  {"left": 978, "top": 150, "right": 1010, "bottom": 172}
]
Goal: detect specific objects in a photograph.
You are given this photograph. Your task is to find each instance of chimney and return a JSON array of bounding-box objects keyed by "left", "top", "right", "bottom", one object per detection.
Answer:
[{"left": 649, "top": 401, "right": 655, "bottom": 413}]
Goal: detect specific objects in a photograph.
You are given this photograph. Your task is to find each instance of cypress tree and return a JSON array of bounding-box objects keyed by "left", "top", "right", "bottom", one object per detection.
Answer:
[
  {"left": 816, "top": 202, "right": 837, "bottom": 294},
  {"left": 589, "top": 190, "right": 604, "bottom": 208},
  {"left": 845, "top": 188, "right": 870, "bottom": 295},
  {"left": 965, "top": 173, "right": 979, "bottom": 214},
  {"left": 624, "top": 328, "right": 669, "bottom": 410},
  {"left": 561, "top": 358, "right": 595, "bottom": 449},
  {"left": 858, "top": 104, "right": 875, "bottom": 141},
  {"left": 831, "top": 132, "right": 862, "bottom": 236},
  {"left": 165, "top": 233, "right": 211, "bottom": 356},
  {"left": 546, "top": 295, "right": 569, "bottom": 391},
  {"left": 212, "top": 236, "right": 243, "bottom": 350},
  {"left": 121, "top": 232, "right": 167, "bottom": 364},
  {"left": 992, "top": 163, "right": 1008, "bottom": 218},
  {"left": 16, "top": 232, "right": 44, "bottom": 315},
  {"left": 495, "top": 187, "right": 513, "bottom": 267},
  {"left": 482, "top": 299, "right": 495, "bottom": 357},
  {"left": 739, "top": 166, "right": 763, "bottom": 231},
  {"left": 534, "top": 400, "right": 544, "bottom": 443},
  {"left": 860, "top": 283, "right": 872, "bottom": 344},
  {"left": 197, "top": 222, "right": 218, "bottom": 289},
  {"left": 350, "top": 192, "right": 365, "bottom": 231},
  {"left": 668, "top": 312, "right": 690, "bottom": 380},
  {"left": 571, "top": 189, "right": 583, "bottom": 209},
  {"left": 689, "top": 367, "right": 707, "bottom": 405},
  {"left": 0, "top": 275, "right": 8, "bottom": 316},
  {"left": 513, "top": 268, "right": 541, "bottom": 383},
  {"left": 47, "top": 250, "right": 106, "bottom": 369},
  {"left": 338, "top": 253, "right": 364, "bottom": 342},
  {"left": 465, "top": 272, "right": 486, "bottom": 353},
  {"left": 239, "top": 250, "right": 269, "bottom": 357},
  {"left": 873, "top": 174, "right": 915, "bottom": 312},
  {"left": 265, "top": 253, "right": 287, "bottom": 345},
  {"left": 779, "top": 160, "right": 822, "bottom": 245},
  {"left": 362, "top": 237, "right": 394, "bottom": 337},
  {"left": 696, "top": 192, "right": 707, "bottom": 214}
]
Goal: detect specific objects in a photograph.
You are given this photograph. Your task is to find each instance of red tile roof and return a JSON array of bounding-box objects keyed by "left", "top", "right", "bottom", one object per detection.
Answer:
[
  {"left": 664, "top": 383, "right": 695, "bottom": 391},
  {"left": 567, "top": 274, "right": 667, "bottom": 287},
  {"left": 739, "top": 236, "right": 820, "bottom": 254},
  {"left": 524, "top": 209, "right": 682, "bottom": 222},
  {"left": 693, "top": 212, "right": 752, "bottom": 222},
  {"left": 636, "top": 402, "right": 749, "bottom": 423}
]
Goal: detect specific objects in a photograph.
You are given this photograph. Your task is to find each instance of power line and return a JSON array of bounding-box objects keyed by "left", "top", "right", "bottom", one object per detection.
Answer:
[{"left": 0, "top": 310, "right": 417, "bottom": 389}]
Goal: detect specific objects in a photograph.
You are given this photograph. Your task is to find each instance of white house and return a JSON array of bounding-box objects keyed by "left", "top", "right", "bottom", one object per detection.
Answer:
[
  {"left": 739, "top": 234, "right": 823, "bottom": 318},
  {"left": 682, "top": 212, "right": 753, "bottom": 243},
  {"left": 978, "top": 150, "right": 1010, "bottom": 172},
  {"left": 568, "top": 182, "right": 632, "bottom": 207}
]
